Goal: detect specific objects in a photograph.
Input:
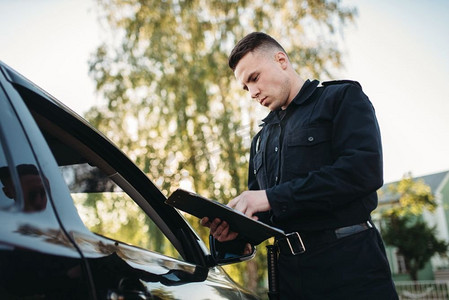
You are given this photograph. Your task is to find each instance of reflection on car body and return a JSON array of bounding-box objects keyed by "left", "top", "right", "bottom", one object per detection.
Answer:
[
  {"left": 0, "top": 164, "right": 48, "bottom": 212},
  {"left": 0, "top": 61, "right": 259, "bottom": 300}
]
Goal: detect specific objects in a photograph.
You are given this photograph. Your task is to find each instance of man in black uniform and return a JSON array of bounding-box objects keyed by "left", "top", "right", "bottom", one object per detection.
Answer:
[{"left": 202, "top": 32, "right": 398, "bottom": 299}]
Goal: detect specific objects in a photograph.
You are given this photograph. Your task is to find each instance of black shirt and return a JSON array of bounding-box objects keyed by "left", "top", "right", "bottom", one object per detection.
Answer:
[{"left": 248, "top": 79, "right": 383, "bottom": 232}]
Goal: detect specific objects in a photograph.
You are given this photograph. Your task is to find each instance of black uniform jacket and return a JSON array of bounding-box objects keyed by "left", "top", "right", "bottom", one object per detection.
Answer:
[{"left": 249, "top": 79, "right": 383, "bottom": 233}]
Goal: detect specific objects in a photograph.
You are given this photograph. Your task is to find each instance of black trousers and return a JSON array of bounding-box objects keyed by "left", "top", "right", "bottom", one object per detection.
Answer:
[{"left": 277, "top": 228, "right": 399, "bottom": 300}]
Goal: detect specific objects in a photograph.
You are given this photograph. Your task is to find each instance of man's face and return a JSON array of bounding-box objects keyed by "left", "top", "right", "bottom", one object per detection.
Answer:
[
  {"left": 2, "top": 174, "right": 47, "bottom": 212},
  {"left": 234, "top": 49, "right": 291, "bottom": 111},
  {"left": 20, "top": 174, "right": 47, "bottom": 212}
]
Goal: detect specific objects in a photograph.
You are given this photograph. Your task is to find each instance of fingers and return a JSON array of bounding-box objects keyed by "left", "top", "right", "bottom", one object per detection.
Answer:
[
  {"left": 200, "top": 217, "right": 226, "bottom": 236},
  {"left": 205, "top": 218, "right": 238, "bottom": 242},
  {"left": 210, "top": 218, "right": 225, "bottom": 235},
  {"left": 215, "top": 227, "right": 239, "bottom": 242},
  {"left": 227, "top": 195, "right": 238, "bottom": 208},
  {"left": 228, "top": 190, "right": 270, "bottom": 219},
  {"left": 200, "top": 217, "right": 211, "bottom": 227},
  {"left": 228, "top": 194, "right": 251, "bottom": 217},
  {"left": 228, "top": 194, "right": 248, "bottom": 215}
]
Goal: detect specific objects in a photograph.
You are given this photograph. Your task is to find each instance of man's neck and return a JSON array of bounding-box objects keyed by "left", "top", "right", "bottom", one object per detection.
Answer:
[{"left": 282, "top": 75, "right": 305, "bottom": 110}]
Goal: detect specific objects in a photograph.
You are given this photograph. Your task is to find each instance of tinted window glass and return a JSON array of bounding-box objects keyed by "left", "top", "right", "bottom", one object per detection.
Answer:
[
  {"left": 6, "top": 80, "right": 184, "bottom": 260},
  {"left": 61, "top": 163, "right": 181, "bottom": 259}
]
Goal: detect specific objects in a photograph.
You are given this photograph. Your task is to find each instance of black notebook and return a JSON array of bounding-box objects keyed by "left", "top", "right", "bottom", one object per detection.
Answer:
[{"left": 165, "top": 188, "right": 285, "bottom": 245}]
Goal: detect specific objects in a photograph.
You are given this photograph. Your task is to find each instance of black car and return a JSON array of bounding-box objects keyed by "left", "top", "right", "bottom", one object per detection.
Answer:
[{"left": 0, "top": 61, "right": 259, "bottom": 300}]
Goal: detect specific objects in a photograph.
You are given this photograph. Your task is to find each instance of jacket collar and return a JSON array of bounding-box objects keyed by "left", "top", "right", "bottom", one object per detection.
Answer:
[
  {"left": 261, "top": 79, "right": 319, "bottom": 126},
  {"left": 291, "top": 79, "right": 320, "bottom": 106}
]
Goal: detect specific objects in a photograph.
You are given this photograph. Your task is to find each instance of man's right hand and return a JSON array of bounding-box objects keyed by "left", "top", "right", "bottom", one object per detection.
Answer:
[{"left": 200, "top": 217, "right": 239, "bottom": 242}]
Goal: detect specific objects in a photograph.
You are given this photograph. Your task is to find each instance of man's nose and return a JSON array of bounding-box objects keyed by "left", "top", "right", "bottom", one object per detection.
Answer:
[{"left": 249, "top": 86, "right": 260, "bottom": 99}]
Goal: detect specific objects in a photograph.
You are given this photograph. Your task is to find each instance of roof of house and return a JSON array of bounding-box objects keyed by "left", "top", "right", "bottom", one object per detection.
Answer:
[{"left": 378, "top": 170, "right": 449, "bottom": 204}]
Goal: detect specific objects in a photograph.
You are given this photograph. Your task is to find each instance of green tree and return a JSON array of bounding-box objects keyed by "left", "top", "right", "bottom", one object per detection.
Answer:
[
  {"left": 86, "top": 0, "right": 356, "bottom": 294},
  {"left": 380, "top": 174, "right": 448, "bottom": 281}
]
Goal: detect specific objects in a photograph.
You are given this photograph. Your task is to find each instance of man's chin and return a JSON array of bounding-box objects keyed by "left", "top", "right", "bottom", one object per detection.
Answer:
[{"left": 267, "top": 104, "right": 281, "bottom": 111}]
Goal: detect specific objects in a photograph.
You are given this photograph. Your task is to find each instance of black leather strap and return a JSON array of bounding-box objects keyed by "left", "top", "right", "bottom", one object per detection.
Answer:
[{"left": 276, "top": 221, "right": 373, "bottom": 255}]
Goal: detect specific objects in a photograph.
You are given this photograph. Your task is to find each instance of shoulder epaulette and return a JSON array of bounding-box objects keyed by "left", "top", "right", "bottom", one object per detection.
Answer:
[{"left": 321, "top": 80, "right": 361, "bottom": 88}]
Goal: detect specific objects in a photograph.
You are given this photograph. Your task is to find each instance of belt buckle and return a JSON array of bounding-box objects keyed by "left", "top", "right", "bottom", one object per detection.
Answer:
[{"left": 285, "top": 232, "right": 306, "bottom": 255}]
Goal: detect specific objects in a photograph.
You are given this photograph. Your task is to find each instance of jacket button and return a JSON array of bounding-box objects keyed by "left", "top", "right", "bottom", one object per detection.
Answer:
[
  {"left": 308, "top": 136, "right": 314, "bottom": 142},
  {"left": 275, "top": 146, "right": 278, "bottom": 152},
  {"left": 254, "top": 170, "right": 257, "bottom": 175}
]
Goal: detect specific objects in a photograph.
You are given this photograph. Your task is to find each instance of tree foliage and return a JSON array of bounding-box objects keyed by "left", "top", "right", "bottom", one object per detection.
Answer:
[
  {"left": 86, "top": 0, "right": 356, "bottom": 294},
  {"left": 380, "top": 174, "right": 448, "bottom": 281}
]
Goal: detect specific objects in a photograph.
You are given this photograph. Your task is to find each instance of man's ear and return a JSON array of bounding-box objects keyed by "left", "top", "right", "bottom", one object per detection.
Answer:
[{"left": 275, "top": 52, "right": 288, "bottom": 69}]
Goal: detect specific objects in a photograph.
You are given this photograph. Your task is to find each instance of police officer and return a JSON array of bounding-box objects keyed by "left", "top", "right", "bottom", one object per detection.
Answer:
[{"left": 201, "top": 32, "right": 398, "bottom": 299}]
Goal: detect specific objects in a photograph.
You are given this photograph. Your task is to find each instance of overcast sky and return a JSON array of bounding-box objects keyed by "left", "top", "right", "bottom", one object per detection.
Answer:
[{"left": 1, "top": 0, "right": 448, "bottom": 183}]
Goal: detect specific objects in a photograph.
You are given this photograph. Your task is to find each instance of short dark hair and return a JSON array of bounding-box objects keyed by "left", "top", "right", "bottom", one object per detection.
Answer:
[
  {"left": 228, "top": 32, "right": 287, "bottom": 71},
  {"left": 0, "top": 164, "right": 39, "bottom": 184}
]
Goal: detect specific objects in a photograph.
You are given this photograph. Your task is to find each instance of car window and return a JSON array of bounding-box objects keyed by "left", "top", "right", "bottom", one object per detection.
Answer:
[
  {"left": 5, "top": 79, "right": 186, "bottom": 262},
  {"left": 59, "top": 162, "right": 181, "bottom": 259}
]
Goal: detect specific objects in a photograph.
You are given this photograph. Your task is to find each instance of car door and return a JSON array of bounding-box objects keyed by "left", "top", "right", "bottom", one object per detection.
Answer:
[
  {"left": 0, "top": 62, "right": 259, "bottom": 300},
  {"left": 0, "top": 76, "right": 95, "bottom": 299}
]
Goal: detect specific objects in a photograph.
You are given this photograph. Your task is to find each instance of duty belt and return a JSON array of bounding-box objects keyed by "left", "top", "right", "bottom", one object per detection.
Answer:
[{"left": 275, "top": 220, "right": 373, "bottom": 256}]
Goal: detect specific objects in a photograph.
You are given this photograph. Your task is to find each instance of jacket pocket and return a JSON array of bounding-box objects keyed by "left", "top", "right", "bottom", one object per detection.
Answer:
[
  {"left": 284, "top": 126, "right": 332, "bottom": 177},
  {"left": 288, "top": 126, "right": 331, "bottom": 147}
]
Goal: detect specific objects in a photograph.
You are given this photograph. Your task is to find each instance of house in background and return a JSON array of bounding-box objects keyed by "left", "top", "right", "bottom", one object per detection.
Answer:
[{"left": 376, "top": 170, "right": 449, "bottom": 281}]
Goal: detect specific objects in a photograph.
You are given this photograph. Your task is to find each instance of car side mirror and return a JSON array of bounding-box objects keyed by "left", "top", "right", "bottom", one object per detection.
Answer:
[{"left": 209, "top": 235, "right": 256, "bottom": 266}]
